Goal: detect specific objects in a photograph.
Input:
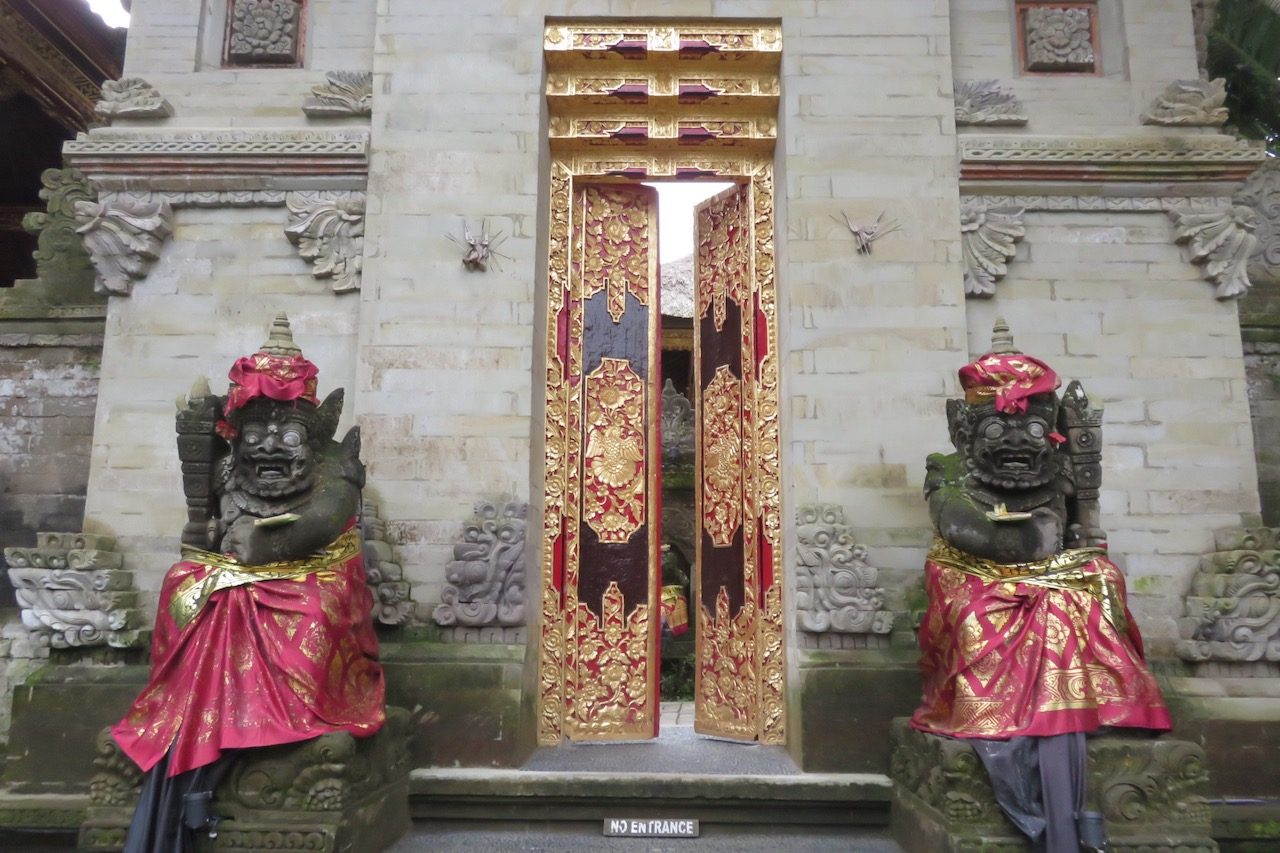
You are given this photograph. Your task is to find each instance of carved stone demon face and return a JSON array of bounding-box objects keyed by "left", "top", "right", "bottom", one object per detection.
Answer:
[
  {"left": 232, "top": 401, "right": 316, "bottom": 500},
  {"left": 963, "top": 401, "right": 1059, "bottom": 491}
]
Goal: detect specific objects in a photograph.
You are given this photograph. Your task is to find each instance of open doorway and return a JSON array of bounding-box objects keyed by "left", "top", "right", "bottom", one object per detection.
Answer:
[{"left": 648, "top": 182, "right": 733, "bottom": 720}]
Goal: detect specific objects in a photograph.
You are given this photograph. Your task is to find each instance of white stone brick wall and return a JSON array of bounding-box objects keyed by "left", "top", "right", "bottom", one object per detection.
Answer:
[
  {"left": 82, "top": 206, "right": 361, "bottom": 592},
  {"left": 950, "top": 0, "right": 1203, "bottom": 133}
]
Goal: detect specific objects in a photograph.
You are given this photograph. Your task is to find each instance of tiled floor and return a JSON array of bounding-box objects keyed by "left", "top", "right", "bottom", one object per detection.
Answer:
[{"left": 659, "top": 701, "right": 695, "bottom": 730}]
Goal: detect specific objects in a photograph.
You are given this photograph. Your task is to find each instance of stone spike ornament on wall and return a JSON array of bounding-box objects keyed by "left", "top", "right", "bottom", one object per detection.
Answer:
[
  {"left": 94, "top": 78, "right": 173, "bottom": 121},
  {"left": 4, "top": 533, "right": 148, "bottom": 650},
  {"left": 284, "top": 192, "right": 366, "bottom": 292},
  {"left": 303, "top": 71, "right": 373, "bottom": 117},
  {"left": 1169, "top": 203, "right": 1260, "bottom": 299},
  {"left": 1141, "top": 78, "right": 1229, "bottom": 127},
  {"left": 433, "top": 499, "right": 528, "bottom": 629},
  {"left": 953, "top": 80, "right": 1028, "bottom": 127},
  {"left": 960, "top": 202, "right": 1025, "bottom": 297},
  {"left": 794, "top": 504, "right": 894, "bottom": 637},
  {"left": 73, "top": 197, "right": 174, "bottom": 296}
]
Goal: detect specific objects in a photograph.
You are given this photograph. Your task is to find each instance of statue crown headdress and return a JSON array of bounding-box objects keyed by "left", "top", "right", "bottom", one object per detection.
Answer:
[
  {"left": 215, "top": 313, "right": 321, "bottom": 439},
  {"left": 958, "top": 317, "right": 1060, "bottom": 414}
]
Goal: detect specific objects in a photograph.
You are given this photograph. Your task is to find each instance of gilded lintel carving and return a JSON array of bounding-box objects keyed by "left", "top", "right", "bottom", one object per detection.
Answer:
[
  {"left": 960, "top": 202, "right": 1025, "bottom": 298},
  {"left": 284, "top": 191, "right": 366, "bottom": 293},
  {"left": 73, "top": 197, "right": 174, "bottom": 296}
]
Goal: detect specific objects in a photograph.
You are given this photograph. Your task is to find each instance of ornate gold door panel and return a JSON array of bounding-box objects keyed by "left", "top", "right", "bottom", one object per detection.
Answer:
[
  {"left": 694, "top": 178, "right": 784, "bottom": 744},
  {"left": 539, "top": 182, "right": 660, "bottom": 742}
]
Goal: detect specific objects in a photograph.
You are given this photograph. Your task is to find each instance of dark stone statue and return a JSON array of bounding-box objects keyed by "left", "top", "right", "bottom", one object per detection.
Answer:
[
  {"left": 908, "top": 319, "right": 1171, "bottom": 853},
  {"left": 111, "top": 314, "right": 386, "bottom": 852}
]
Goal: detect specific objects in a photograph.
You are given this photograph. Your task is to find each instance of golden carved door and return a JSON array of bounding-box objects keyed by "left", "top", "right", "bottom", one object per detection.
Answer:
[
  {"left": 539, "top": 182, "right": 661, "bottom": 741},
  {"left": 693, "top": 182, "right": 784, "bottom": 742}
]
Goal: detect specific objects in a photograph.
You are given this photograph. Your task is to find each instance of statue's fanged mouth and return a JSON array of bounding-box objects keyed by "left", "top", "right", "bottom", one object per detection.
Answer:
[
  {"left": 997, "top": 453, "right": 1034, "bottom": 471},
  {"left": 256, "top": 463, "right": 289, "bottom": 480}
]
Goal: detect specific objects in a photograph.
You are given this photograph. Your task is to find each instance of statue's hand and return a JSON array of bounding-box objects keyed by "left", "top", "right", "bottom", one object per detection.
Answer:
[{"left": 222, "top": 515, "right": 269, "bottom": 565}]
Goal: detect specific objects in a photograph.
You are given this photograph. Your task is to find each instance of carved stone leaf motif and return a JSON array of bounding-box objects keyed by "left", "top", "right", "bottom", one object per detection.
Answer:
[
  {"left": 303, "top": 71, "right": 373, "bottom": 117},
  {"left": 1236, "top": 158, "right": 1280, "bottom": 288},
  {"left": 89, "top": 728, "right": 142, "bottom": 806},
  {"left": 1141, "top": 78, "right": 1229, "bottom": 127},
  {"left": 1169, "top": 204, "right": 1260, "bottom": 299},
  {"left": 1024, "top": 7, "right": 1096, "bottom": 73},
  {"left": 95, "top": 77, "right": 173, "bottom": 120},
  {"left": 433, "top": 499, "right": 528, "bottom": 628},
  {"left": 795, "top": 504, "right": 893, "bottom": 635},
  {"left": 72, "top": 198, "right": 174, "bottom": 296},
  {"left": 284, "top": 192, "right": 365, "bottom": 293},
  {"left": 953, "top": 80, "right": 1027, "bottom": 127},
  {"left": 960, "top": 203, "right": 1025, "bottom": 297}
]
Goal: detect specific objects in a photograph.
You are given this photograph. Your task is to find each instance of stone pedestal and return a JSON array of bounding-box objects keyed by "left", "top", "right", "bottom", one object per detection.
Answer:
[
  {"left": 888, "top": 719, "right": 1217, "bottom": 853},
  {"left": 79, "top": 707, "right": 412, "bottom": 853}
]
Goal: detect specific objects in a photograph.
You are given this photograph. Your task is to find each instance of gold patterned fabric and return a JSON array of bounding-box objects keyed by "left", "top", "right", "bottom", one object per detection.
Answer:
[{"left": 911, "top": 540, "right": 1170, "bottom": 739}]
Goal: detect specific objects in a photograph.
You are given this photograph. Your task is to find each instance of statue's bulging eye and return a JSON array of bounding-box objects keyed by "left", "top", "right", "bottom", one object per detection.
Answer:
[
  {"left": 982, "top": 421, "right": 1004, "bottom": 439},
  {"left": 242, "top": 427, "right": 265, "bottom": 445},
  {"left": 282, "top": 429, "right": 303, "bottom": 448},
  {"left": 1027, "top": 421, "right": 1046, "bottom": 438}
]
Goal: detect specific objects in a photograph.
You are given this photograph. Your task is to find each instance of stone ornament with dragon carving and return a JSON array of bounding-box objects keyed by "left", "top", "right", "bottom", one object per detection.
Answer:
[
  {"left": 95, "top": 78, "right": 173, "bottom": 121},
  {"left": 1141, "top": 78, "right": 1229, "bottom": 127},
  {"left": 73, "top": 197, "right": 174, "bottom": 296},
  {"left": 1169, "top": 203, "right": 1260, "bottom": 299},
  {"left": 284, "top": 192, "right": 366, "bottom": 293},
  {"left": 960, "top": 202, "right": 1025, "bottom": 297},
  {"left": 953, "top": 80, "right": 1028, "bottom": 127}
]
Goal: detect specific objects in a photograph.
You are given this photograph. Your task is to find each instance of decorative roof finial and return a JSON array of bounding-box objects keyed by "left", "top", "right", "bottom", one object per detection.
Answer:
[
  {"left": 989, "top": 316, "right": 1019, "bottom": 354},
  {"left": 260, "top": 313, "right": 302, "bottom": 358}
]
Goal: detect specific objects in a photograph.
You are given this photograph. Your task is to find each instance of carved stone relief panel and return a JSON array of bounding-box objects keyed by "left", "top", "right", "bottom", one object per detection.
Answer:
[
  {"left": 224, "top": 0, "right": 305, "bottom": 67},
  {"left": 794, "top": 504, "right": 894, "bottom": 643},
  {"left": 1237, "top": 159, "right": 1280, "bottom": 288},
  {"left": 1018, "top": 3, "right": 1098, "bottom": 73},
  {"left": 4, "top": 533, "right": 148, "bottom": 650},
  {"left": 1177, "top": 524, "right": 1280, "bottom": 684},
  {"left": 361, "top": 499, "right": 411, "bottom": 627},
  {"left": 433, "top": 499, "right": 528, "bottom": 631}
]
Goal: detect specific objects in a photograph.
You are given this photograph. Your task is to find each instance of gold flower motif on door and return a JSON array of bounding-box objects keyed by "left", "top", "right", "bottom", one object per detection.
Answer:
[
  {"left": 702, "top": 364, "right": 743, "bottom": 548},
  {"left": 582, "top": 187, "right": 651, "bottom": 324},
  {"left": 583, "top": 357, "right": 646, "bottom": 544}
]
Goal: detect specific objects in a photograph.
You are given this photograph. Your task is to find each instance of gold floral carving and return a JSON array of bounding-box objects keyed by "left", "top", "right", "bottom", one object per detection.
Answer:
[
  {"left": 697, "top": 587, "right": 758, "bottom": 740},
  {"left": 697, "top": 186, "right": 752, "bottom": 332},
  {"left": 567, "top": 582, "right": 652, "bottom": 739},
  {"left": 583, "top": 358, "right": 647, "bottom": 544},
  {"left": 581, "top": 186, "right": 651, "bottom": 323},
  {"left": 701, "top": 365, "right": 743, "bottom": 548},
  {"left": 538, "top": 162, "right": 573, "bottom": 745}
]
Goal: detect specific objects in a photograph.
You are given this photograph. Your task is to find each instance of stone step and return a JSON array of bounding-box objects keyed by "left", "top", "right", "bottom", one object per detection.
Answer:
[{"left": 409, "top": 767, "right": 892, "bottom": 827}]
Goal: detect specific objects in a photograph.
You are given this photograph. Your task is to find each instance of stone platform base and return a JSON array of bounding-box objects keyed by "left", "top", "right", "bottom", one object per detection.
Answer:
[
  {"left": 78, "top": 707, "right": 412, "bottom": 853},
  {"left": 888, "top": 719, "right": 1217, "bottom": 853}
]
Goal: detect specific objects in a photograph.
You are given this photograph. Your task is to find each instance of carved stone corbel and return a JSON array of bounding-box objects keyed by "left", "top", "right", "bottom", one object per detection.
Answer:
[
  {"left": 94, "top": 77, "right": 173, "bottom": 121},
  {"left": 362, "top": 499, "right": 411, "bottom": 626},
  {"left": 1169, "top": 203, "right": 1259, "bottom": 299},
  {"left": 953, "top": 80, "right": 1027, "bottom": 127},
  {"left": 284, "top": 192, "right": 365, "bottom": 292},
  {"left": 1141, "top": 78, "right": 1229, "bottom": 127},
  {"left": 303, "top": 71, "right": 373, "bottom": 117},
  {"left": 73, "top": 197, "right": 174, "bottom": 296},
  {"left": 1236, "top": 158, "right": 1280, "bottom": 287},
  {"left": 960, "top": 202, "right": 1025, "bottom": 297},
  {"left": 433, "top": 499, "right": 528, "bottom": 629},
  {"left": 795, "top": 504, "right": 894, "bottom": 637}
]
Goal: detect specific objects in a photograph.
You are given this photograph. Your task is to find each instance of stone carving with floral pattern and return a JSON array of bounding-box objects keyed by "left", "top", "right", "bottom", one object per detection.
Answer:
[
  {"left": 1023, "top": 6, "right": 1096, "bottom": 73},
  {"left": 1170, "top": 203, "right": 1260, "bottom": 299},
  {"left": 226, "top": 0, "right": 303, "bottom": 66},
  {"left": 960, "top": 202, "right": 1025, "bottom": 297},
  {"left": 1236, "top": 158, "right": 1280, "bottom": 287},
  {"left": 304, "top": 71, "right": 374, "bottom": 117},
  {"left": 284, "top": 192, "right": 366, "bottom": 292}
]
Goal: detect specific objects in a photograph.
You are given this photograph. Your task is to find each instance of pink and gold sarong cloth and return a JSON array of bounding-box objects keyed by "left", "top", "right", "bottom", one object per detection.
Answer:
[
  {"left": 910, "top": 539, "right": 1170, "bottom": 739},
  {"left": 113, "top": 526, "right": 385, "bottom": 777}
]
